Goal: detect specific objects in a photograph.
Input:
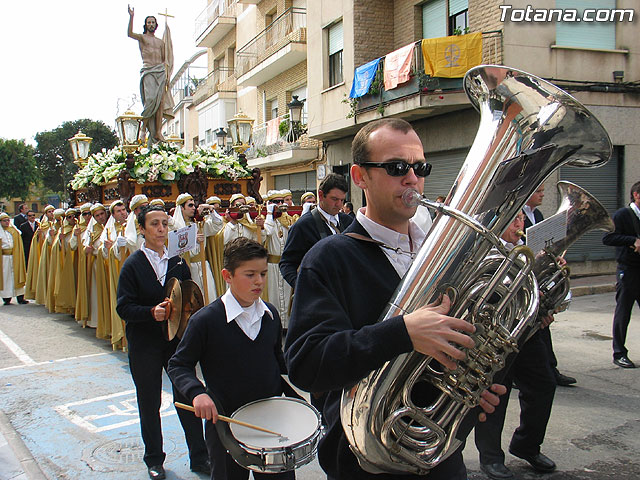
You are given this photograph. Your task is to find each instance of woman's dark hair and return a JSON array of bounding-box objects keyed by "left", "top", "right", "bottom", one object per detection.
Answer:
[
  {"left": 630, "top": 181, "right": 640, "bottom": 202},
  {"left": 223, "top": 237, "right": 267, "bottom": 273},
  {"left": 137, "top": 205, "right": 166, "bottom": 228}
]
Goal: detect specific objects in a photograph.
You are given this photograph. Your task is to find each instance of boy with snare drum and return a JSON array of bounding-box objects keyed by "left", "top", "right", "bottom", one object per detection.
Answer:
[{"left": 168, "top": 237, "right": 295, "bottom": 480}]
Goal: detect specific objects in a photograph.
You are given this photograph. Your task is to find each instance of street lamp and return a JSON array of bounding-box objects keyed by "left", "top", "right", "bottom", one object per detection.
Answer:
[
  {"left": 227, "top": 111, "right": 254, "bottom": 166},
  {"left": 287, "top": 95, "right": 305, "bottom": 142},
  {"left": 115, "top": 111, "right": 143, "bottom": 169},
  {"left": 68, "top": 130, "right": 93, "bottom": 167},
  {"left": 215, "top": 127, "right": 227, "bottom": 150}
]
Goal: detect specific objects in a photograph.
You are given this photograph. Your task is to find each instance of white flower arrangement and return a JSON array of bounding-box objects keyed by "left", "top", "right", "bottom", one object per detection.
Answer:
[{"left": 71, "top": 143, "right": 251, "bottom": 190}]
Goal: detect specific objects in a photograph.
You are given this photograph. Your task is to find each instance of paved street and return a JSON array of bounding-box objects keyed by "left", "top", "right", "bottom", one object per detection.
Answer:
[{"left": 0, "top": 291, "right": 638, "bottom": 479}]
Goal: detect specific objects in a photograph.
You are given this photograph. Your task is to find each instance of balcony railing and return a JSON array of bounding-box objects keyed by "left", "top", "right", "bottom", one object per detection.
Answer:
[
  {"left": 192, "top": 67, "right": 236, "bottom": 105},
  {"left": 236, "top": 7, "right": 306, "bottom": 78},
  {"left": 354, "top": 31, "right": 503, "bottom": 114},
  {"left": 246, "top": 112, "right": 320, "bottom": 159},
  {"left": 194, "top": 0, "right": 237, "bottom": 42}
]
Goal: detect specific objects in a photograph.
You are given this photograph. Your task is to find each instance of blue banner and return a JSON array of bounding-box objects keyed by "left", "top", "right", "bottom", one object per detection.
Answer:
[{"left": 349, "top": 57, "right": 381, "bottom": 99}]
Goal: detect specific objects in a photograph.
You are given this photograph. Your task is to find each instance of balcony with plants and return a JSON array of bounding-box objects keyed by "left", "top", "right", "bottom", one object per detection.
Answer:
[{"left": 347, "top": 31, "right": 502, "bottom": 120}]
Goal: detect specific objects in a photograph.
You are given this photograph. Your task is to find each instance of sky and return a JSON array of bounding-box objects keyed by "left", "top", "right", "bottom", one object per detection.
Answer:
[{"left": 0, "top": 1, "right": 208, "bottom": 144}]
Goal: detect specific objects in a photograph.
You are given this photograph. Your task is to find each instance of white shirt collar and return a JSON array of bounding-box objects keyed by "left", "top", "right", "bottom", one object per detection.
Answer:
[
  {"left": 221, "top": 288, "right": 273, "bottom": 340},
  {"left": 523, "top": 204, "right": 537, "bottom": 226},
  {"left": 630, "top": 202, "right": 640, "bottom": 222},
  {"left": 356, "top": 208, "right": 426, "bottom": 277},
  {"left": 141, "top": 242, "right": 169, "bottom": 284},
  {"left": 317, "top": 206, "right": 339, "bottom": 229}
]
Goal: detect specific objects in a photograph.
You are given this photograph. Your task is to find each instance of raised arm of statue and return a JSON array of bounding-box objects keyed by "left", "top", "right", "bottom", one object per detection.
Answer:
[{"left": 127, "top": 5, "right": 142, "bottom": 41}]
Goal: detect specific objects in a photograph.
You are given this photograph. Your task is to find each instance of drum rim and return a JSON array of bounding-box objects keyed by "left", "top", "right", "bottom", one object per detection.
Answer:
[{"left": 230, "top": 396, "right": 322, "bottom": 449}]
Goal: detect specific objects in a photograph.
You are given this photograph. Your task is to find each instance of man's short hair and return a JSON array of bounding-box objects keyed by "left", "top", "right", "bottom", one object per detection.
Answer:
[
  {"left": 319, "top": 172, "right": 348, "bottom": 196},
  {"left": 344, "top": 202, "right": 354, "bottom": 211},
  {"left": 18, "top": 204, "right": 27, "bottom": 213},
  {"left": 223, "top": 237, "right": 267, "bottom": 273},
  {"left": 352, "top": 118, "right": 415, "bottom": 165},
  {"left": 630, "top": 181, "right": 640, "bottom": 202},
  {"left": 137, "top": 205, "right": 166, "bottom": 228}
]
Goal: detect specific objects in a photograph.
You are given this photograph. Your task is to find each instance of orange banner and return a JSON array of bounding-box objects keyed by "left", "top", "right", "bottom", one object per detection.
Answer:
[{"left": 383, "top": 43, "right": 414, "bottom": 91}]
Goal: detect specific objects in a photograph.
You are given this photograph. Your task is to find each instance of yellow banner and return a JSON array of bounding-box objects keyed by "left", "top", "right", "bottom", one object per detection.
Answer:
[{"left": 421, "top": 32, "right": 482, "bottom": 78}]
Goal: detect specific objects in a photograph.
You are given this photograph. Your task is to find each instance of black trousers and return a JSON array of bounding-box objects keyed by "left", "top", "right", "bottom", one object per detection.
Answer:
[
  {"left": 475, "top": 330, "right": 556, "bottom": 465},
  {"left": 613, "top": 267, "right": 640, "bottom": 359},
  {"left": 129, "top": 339, "right": 208, "bottom": 468},
  {"left": 205, "top": 420, "right": 295, "bottom": 480}
]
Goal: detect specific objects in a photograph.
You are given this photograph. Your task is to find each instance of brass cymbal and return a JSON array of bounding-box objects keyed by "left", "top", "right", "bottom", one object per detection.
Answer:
[
  {"left": 165, "top": 277, "right": 182, "bottom": 341},
  {"left": 178, "top": 280, "right": 204, "bottom": 338}
]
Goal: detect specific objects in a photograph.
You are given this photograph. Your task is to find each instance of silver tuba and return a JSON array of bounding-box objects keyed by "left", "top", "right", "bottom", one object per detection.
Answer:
[
  {"left": 531, "top": 181, "right": 615, "bottom": 320},
  {"left": 340, "top": 65, "right": 612, "bottom": 474}
]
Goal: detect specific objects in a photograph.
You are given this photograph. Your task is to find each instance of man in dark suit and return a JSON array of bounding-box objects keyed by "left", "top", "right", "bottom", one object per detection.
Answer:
[
  {"left": 13, "top": 204, "right": 28, "bottom": 230},
  {"left": 602, "top": 180, "right": 640, "bottom": 368},
  {"left": 18, "top": 210, "right": 38, "bottom": 266},
  {"left": 523, "top": 184, "right": 576, "bottom": 387},
  {"left": 279, "top": 172, "right": 353, "bottom": 288}
]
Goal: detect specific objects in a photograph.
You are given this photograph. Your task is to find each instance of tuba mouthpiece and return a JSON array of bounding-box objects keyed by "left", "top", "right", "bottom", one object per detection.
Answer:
[{"left": 402, "top": 189, "right": 422, "bottom": 208}]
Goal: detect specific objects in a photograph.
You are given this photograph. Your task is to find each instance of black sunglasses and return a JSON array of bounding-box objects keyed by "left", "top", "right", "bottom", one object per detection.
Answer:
[{"left": 359, "top": 160, "right": 432, "bottom": 177}]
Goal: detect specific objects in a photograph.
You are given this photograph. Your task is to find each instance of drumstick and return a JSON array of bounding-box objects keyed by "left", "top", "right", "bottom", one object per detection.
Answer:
[{"left": 174, "top": 402, "right": 284, "bottom": 437}]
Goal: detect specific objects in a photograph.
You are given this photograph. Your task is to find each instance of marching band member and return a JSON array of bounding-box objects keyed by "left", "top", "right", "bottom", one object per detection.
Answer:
[
  {"left": 123, "top": 195, "right": 150, "bottom": 255},
  {"left": 263, "top": 190, "right": 294, "bottom": 328},
  {"left": 172, "top": 193, "right": 223, "bottom": 304},
  {"left": 222, "top": 194, "right": 262, "bottom": 244},
  {"left": 0, "top": 213, "right": 27, "bottom": 306}
]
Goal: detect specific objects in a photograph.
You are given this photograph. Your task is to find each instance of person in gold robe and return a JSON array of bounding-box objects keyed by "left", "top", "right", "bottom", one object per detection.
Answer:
[
  {"left": 52, "top": 208, "right": 79, "bottom": 315},
  {"left": 82, "top": 203, "right": 109, "bottom": 335},
  {"left": 222, "top": 194, "right": 262, "bottom": 244},
  {"left": 124, "top": 195, "right": 149, "bottom": 255},
  {"left": 45, "top": 209, "right": 65, "bottom": 312},
  {"left": 0, "top": 213, "right": 27, "bottom": 305},
  {"left": 71, "top": 203, "right": 93, "bottom": 325},
  {"left": 30, "top": 205, "right": 55, "bottom": 303},
  {"left": 100, "top": 200, "right": 129, "bottom": 349}
]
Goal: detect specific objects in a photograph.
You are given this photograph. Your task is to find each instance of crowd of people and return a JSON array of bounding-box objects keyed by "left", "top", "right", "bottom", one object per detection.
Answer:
[
  {"left": 4, "top": 119, "right": 635, "bottom": 480},
  {"left": 7, "top": 188, "right": 321, "bottom": 352}
]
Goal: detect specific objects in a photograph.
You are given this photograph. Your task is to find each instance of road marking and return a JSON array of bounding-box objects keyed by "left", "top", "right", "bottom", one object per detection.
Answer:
[
  {"left": 0, "top": 352, "right": 111, "bottom": 372},
  {"left": 54, "top": 389, "right": 176, "bottom": 433},
  {"left": 0, "top": 328, "right": 36, "bottom": 366}
]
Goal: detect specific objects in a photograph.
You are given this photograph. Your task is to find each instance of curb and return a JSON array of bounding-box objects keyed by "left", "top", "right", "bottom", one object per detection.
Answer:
[
  {"left": 570, "top": 284, "right": 615, "bottom": 298},
  {"left": 0, "top": 410, "right": 47, "bottom": 480}
]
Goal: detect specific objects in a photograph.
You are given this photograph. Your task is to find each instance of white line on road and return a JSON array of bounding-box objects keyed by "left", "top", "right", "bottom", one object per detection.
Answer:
[
  {"left": 0, "top": 328, "right": 36, "bottom": 366},
  {"left": 0, "top": 352, "right": 111, "bottom": 372}
]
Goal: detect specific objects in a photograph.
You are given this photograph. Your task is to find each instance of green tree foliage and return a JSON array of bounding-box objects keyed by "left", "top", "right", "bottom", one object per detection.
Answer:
[
  {"left": 34, "top": 119, "right": 118, "bottom": 199},
  {"left": 0, "top": 139, "right": 38, "bottom": 200}
]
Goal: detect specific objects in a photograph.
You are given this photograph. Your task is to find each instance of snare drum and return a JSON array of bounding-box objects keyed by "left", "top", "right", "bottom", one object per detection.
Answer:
[{"left": 228, "top": 397, "right": 322, "bottom": 473}]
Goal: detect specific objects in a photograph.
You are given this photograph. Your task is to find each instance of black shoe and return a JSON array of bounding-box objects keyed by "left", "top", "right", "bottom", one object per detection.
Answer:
[
  {"left": 480, "top": 462, "right": 514, "bottom": 479},
  {"left": 555, "top": 372, "right": 577, "bottom": 386},
  {"left": 190, "top": 459, "right": 211, "bottom": 474},
  {"left": 614, "top": 356, "right": 636, "bottom": 368},
  {"left": 17, "top": 299, "right": 29, "bottom": 305},
  {"left": 147, "top": 464, "right": 166, "bottom": 480},
  {"left": 509, "top": 449, "right": 556, "bottom": 473},
  {"left": 3, "top": 300, "right": 10, "bottom": 305}
]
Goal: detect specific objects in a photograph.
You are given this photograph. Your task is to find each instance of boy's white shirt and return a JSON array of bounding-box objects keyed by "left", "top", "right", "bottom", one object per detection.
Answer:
[{"left": 221, "top": 288, "right": 272, "bottom": 341}]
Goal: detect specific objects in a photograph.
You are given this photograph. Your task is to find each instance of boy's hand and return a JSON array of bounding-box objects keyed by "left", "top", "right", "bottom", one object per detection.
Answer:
[{"left": 193, "top": 393, "right": 218, "bottom": 421}]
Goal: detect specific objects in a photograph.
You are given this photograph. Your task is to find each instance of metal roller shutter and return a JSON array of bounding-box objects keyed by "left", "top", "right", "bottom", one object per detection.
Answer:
[
  {"left": 558, "top": 147, "right": 620, "bottom": 261},
  {"left": 424, "top": 149, "right": 468, "bottom": 201}
]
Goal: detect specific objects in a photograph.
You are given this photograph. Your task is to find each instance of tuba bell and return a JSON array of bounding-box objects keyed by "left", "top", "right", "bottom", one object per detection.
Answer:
[
  {"left": 531, "top": 181, "right": 614, "bottom": 320},
  {"left": 340, "top": 65, "right": 612, "bottom": 474}
]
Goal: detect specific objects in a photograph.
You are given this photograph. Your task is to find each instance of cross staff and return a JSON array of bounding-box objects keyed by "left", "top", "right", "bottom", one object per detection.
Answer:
[{"left": 158, "top": 8, "right": 174, "bottom": 24}]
